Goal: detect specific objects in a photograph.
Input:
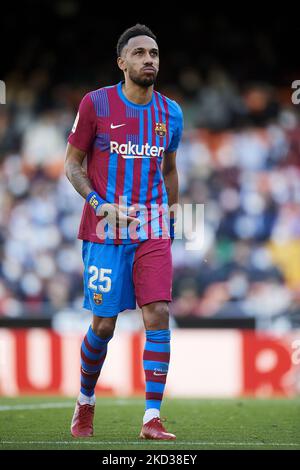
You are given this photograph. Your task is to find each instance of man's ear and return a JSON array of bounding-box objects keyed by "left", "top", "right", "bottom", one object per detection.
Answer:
[{"left": 117, "top": 56, "right": 127, "bottom": 72}]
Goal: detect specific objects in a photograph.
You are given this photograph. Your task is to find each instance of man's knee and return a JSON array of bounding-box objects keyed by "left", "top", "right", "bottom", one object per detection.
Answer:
[
  {"left": 143, "top": 302, "right": 170, "bottom": 330},
  {"left": 92, "top": 316, "right": 117, "bottom": 339}
]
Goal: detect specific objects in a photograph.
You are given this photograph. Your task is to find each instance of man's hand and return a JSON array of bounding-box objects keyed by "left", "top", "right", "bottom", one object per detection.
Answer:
[{"left": 97, "top": 203, "right": 141, "bottom": 229}]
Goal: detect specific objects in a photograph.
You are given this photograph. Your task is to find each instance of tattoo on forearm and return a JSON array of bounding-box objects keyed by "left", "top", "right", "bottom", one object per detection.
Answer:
[{"left": 66, "top": 161, "right": 93, "bottom": 199}]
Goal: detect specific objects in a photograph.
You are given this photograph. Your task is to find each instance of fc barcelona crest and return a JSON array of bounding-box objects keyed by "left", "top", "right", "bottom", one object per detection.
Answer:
[
  {"left": 93, "top": 293, "right": 103, "bottom": 305},
  {"left": 155, "top": 122, "right": 167, "bottom": 137}
]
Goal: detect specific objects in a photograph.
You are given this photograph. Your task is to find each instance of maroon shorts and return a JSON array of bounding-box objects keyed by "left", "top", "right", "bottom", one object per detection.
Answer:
[{"left": 133, "top": 238, "right": 173, "bottom": 307}]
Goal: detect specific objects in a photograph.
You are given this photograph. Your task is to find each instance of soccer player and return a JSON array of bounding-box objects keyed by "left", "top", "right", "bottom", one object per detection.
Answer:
[{"left": 65, "top": 24, "right": 183, "bottom": 440}]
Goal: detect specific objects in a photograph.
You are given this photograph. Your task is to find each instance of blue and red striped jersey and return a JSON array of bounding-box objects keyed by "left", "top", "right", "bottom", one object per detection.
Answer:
[{"left": 68, "top": 81, "right": 183, "bottom": 244}]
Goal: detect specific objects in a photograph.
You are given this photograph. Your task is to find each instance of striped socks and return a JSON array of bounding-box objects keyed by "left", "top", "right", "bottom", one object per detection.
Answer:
[
  {"left": 143, "top": 329, "right": 171, "bottom": 423},
  {"left": 79, "top": 326, "right": 171, "bottom": 421},
  {"left": 79, "top": 325, "right": 113, "bottom": 403}
]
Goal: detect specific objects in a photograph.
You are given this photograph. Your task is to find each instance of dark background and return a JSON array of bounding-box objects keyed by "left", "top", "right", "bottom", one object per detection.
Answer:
[{"left": 2, "top": 3, "right": 299, "bottom": 90}]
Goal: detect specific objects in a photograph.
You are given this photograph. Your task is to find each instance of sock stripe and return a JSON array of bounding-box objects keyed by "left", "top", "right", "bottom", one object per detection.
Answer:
[
  {"left": 81, "top": 342, "right": 102, "bottom": 362},
  {"left": 143, "top": 360, "right": 169, "bottom": 371},
  {"left": 82, "top": 341, "right": 107, "bottom": 361},
  {"left": 81, "top": 371, "right": 101, "bottom": 385},
  {"left": 146, "top": 330, "right": 171, "bottom": 343},
  {"left": 81, "top": 380, "right": 97, "bottom": 391},
  {"left": 81, "top": 368, "right": 100, "bottom": 378},
  {"left": 84, "top": 336, "right": 103, "bottom": 354},
  {"left": 145, "top": 381, "right": 165, "bottom": 393},
  {"left": 80, "top": 348, "right": 97, "bottom": 365},
  {"left": 144, "top": 341, "right": 170, "bottom": 352},
  {"left": 146, "top": 329, "right": 171, "bottom": 343},
  {"left": 80, "top": 385, "right": 94, "bottom": 397},
  {"left": 80, "top": 349, "right": 104, "bottom": 366},
  {"left": 143, "top": 350, "right": 170, "bottom": 362},
  {"left": 81, "top": 360, "right": 105, "bottom": 374},
  {"left": 146, "top": 399, "right": 162, "bottom": 409},
  {"left": 146, "top": 392, "right": 163, "bottom": 401}
]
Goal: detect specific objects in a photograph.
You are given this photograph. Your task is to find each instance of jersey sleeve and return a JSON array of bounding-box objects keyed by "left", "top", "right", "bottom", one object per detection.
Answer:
[
  {"left": 68, "top": 93, "right": 97, "bottom": 152},
  {"left": 167, "top": 102, "right": 184, "bottom": 153}
]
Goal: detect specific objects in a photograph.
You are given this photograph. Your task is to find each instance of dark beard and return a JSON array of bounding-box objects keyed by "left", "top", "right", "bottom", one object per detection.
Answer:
[{"left": 128, "top": 69, "right": 157, "bottom": 88}]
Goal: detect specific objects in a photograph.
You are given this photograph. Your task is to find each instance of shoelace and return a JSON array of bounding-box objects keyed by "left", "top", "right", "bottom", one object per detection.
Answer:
[
  {"left": 151, "top": 417, "right": 167, "bottom": 431},
  {"left": 154, "top": 417, "right": 167, "bottom": 423}
]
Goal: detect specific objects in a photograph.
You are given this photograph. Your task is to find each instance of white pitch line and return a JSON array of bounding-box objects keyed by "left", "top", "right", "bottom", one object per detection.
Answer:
[
  {"left": 0, "top": 441, "right": 299, "bottom": 447},
  {"left": 0, "top": 403, "right": 74, "bottom": 411},
  {"left": 0, "top": 400, "right": 143, "bottom": 412}
]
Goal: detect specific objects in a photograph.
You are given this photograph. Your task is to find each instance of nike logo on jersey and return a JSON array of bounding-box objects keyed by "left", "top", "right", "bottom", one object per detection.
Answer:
[{"left": 111, "top": 123, "right": 126, "bottom": 129}]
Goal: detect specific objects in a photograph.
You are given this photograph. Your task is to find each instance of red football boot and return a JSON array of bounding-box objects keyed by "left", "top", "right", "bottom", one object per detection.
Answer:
[
  {"left": 70, "top": 401, "right": 95, "bottom": 438},
  {"left": 140, "top": 417, "right": 176, "bottom": 440}
]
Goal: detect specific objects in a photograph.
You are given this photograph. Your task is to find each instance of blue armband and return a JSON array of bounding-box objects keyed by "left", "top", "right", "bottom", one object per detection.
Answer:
[
  {"left": 86, "top": 191, "right": 106, "bottom": 214},
  {"left": 170, "top": 217, "right": 176, "bottom": 239}
]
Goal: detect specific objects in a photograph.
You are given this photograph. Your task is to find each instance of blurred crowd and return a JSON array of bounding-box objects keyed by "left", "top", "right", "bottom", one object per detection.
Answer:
[{"left": 1, "top": 64, "right": 300, "bottom": 331}]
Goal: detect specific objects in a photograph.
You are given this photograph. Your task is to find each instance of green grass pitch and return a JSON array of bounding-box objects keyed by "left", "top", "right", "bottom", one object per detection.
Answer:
[{"left": 0, "top": 396, "right": 299, "bottom": 450}]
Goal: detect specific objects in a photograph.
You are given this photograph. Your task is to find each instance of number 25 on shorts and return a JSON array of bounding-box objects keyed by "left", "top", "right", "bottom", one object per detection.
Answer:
[{"left": 88, "top": 266, "right": 112, "bottom": 293}]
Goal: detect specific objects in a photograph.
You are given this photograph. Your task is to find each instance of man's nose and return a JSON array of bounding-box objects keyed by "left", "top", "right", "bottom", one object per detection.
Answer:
[{"left": 144, "top": 53, "right": 154, "bottom": 64}]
